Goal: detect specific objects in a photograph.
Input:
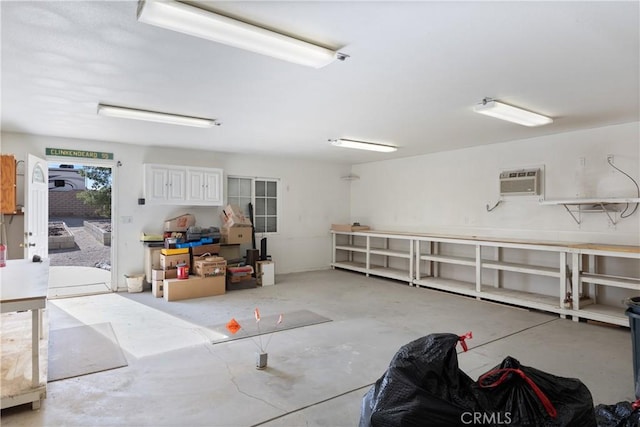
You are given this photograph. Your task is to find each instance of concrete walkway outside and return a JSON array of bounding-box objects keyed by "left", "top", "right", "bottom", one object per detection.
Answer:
[
  {"left": 48, "top": 217, "right": 111, "bottom": 269},
  {"left": 47, "top": 217, "right": 113, "bottom": 297}
]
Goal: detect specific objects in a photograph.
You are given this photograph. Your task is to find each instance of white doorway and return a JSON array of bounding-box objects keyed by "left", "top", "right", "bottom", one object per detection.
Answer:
[
  {"left": 46, "top": 159, "right": 116, "bottom": 298},
  {"left": 25, "top": 154, "right": 49, "bottom": 260}
]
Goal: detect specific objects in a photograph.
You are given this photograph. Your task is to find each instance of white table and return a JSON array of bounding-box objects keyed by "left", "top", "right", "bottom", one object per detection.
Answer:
[{"left": 0, "top": 258, "right": 49, "bottom": 410}]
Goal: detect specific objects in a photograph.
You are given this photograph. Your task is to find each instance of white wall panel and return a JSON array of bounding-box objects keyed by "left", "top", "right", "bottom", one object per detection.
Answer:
[
  {"left": 1, "top": 132, "right": 351, "bottom": 286},
  {"left": 351, "top": 122, "right": 640, "bottom": 245}
]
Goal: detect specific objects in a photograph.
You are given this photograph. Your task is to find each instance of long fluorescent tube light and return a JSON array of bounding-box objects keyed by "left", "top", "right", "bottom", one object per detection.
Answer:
[
  {"left": 97, "top": 104, "right": 216, "bottom": 128},
  {"left": 330, "top": 138, "right": 397, "bottom": 153},
  {"left": 137, "top": 0, "right": 345, "bottom": 69},
  {"left": 474, "top": 98, "right": 553, "bottom": 127}
]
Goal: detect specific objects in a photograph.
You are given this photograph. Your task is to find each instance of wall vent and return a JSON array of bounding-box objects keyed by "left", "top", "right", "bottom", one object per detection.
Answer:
[{"left": 499, "top": 168, "right": 540, "bottom": 196}]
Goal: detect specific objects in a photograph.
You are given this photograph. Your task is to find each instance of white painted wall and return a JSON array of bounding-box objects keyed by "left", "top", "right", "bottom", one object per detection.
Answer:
[
  {"left": 1, "top": 132, "right": 352, "bottom": 288},
  {"left": 351, "top": 122, "right": 640, "bottom": 245},
  {"left": 350, "top": 121, "right": 640, "bottom": 304}
]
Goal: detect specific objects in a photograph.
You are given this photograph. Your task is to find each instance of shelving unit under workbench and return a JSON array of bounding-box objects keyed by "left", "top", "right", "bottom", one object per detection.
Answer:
[{"left": 331, "top": 230, "right": 639, "bottom": 326}]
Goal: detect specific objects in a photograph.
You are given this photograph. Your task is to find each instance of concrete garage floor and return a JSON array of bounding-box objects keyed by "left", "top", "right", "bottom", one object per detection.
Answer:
[{"left": 1, "top": 269, "right": 635, "bottom": 426}]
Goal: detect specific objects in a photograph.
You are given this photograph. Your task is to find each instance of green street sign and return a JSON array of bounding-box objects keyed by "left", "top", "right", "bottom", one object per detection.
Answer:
[{"left": 46, "top": 148, "right": 114, "bottom": 160}]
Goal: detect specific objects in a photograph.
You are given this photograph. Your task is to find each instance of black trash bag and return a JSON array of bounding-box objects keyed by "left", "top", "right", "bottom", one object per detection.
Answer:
[
  {"left": 595, "top": 401, "right": 640, "bottom": 427},
  {"left": 360, "top": 333, "right": 481, "bottom": 427},
  {"left": 475, "top": 357, "right": 597, "bottom": 427},
  {"left": 360, "top": 333, "right": 597, "bottom": 427}
]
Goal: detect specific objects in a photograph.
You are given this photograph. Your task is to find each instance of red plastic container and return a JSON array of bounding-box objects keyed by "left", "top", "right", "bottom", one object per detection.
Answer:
[{"left": 177, "top": 264, "right": 189, "bottom": 279}]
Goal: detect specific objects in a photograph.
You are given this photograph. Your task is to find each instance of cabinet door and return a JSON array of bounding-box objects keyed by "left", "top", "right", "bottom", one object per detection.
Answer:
[
  {"left": 186, "top": 170, "right": 205, "bottom": 203},
  {"left": 203, "top": 169, "right": 223, "bottom": 205},
  {"left": 186, "top": 168, "right": 222, "bottom": 205},
  {"left": 145, "top": 164, "right": 221, "bottom": 205},
  {"left": 0, "top": 154, "right": 17, "bottom": 214},
  {"left": 167, "top": 169, "right": 186, "bottom": 202},
  {"left": 145, "top": 165, "right": 169, "bottom": 203}
]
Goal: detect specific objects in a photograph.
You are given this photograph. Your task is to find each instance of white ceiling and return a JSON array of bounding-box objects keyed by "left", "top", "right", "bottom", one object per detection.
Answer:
[{"left": 2, "top": 1, "right": 638, "bottom": 164}]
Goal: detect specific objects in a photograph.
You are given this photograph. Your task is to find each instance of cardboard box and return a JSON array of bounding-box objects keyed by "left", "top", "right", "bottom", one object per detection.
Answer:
[
  {"left": 194, "top": 257, "right": 226, "bottom": 277},
  {"left": 218, "top": 244, "right": 241, "bottom": 261},
  {"left": 163, "top": 276, "right": 225, "bottom": 301},
  {"left": 140, "top": 232, "right": 164, "bottom": 242},
  {"left": 152, "top": 280, "right": 163, "bottom": 298},
  {"left": 221, "top": 227, "right": 253, "bottom": 244},
  {"left": 226, "top": 276, "right": 257, "bottom": 290},
  {"left": 331, "top": 224, "right": 371, "bottom": 232},
  {"left": 220, "top": 204, "right": 252, "bottom": 228},
  {"left": 152, "top": 269, "right": 177, "bottom": 281},
  {"left": 160, "top": 253, "right": 190, "bottom": 269},
  {"left": 191, "top": 244, "right": 222, "bottom": 273},
  {"left": 161, "top": 247, "right": 189, "bottom": 256},
  {"left": 191, "top": 243, "right": 221, "bottom": 257},
  {"left": 256, "top": 260, "right": 275, "bottom": 286},
  {"left": 164, "top": 214, "right": 196, "bottom": 232}
]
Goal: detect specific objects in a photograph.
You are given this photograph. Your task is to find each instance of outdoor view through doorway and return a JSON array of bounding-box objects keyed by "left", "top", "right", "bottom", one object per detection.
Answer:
[{"left": 47, "top": 162, "right": 113, "bottom": 298}]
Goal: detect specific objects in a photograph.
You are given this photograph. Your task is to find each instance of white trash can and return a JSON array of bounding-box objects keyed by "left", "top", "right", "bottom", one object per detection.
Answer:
[{"left": 125, "top": 274, "right": 145, "bottom": 293}]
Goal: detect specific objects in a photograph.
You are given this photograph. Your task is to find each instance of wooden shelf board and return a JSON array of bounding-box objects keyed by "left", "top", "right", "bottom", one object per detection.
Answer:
[
  {"left": 331, "top": 261, "right": 367, "bottom": 273},
  {"left": 369, "top": 249, "right": 411, "bottom": 258},
  {"left": 368, "top": 266, "right": 412, "bottom": 282},
  {"left": 540, "top": 197, "right": 640, "bottom": 205},
  {"left": 479, "top": 287, "right": 562, "bottom": 313},
  {"left": 419, "top": 254, "right": 476, "bottom": 267},
  {"left": 580, "top": 273, "right": 640, "bottom": 290},
  {"left": 414, "top": 277, "right": 477, "bottom": 296},
  {"left": 569, "top": 304, "right": 628, "bottom": 327},
  {"left": 335, "top": 245, "right": 367, "bottom": 253},
  {"left": 482, "top": 261, "right": 560, "bottom": 278}
]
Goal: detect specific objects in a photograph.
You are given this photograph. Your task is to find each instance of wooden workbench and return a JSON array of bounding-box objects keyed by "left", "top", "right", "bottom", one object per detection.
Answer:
[{"left": 1, "top": 259, "right": 49, "bottom": 410}]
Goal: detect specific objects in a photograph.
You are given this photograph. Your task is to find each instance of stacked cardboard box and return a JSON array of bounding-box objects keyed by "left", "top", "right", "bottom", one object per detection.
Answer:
[
  {"left": 151, "top": 268, "right": 177, "bottom": 298},
  {"left": 163, "top": 276, "right": 225, "bottom": 301},
  {"left": 151, "top": 249, "right": 189, "bottom": 298},
  {"left": 163, "top": 254, "right": 227, "bottom": 302},
  {"left": 194, "top": 256, "right": 226, "bottom": 277},
  {"left": 220, "top": 205, "right": 252, "bottom": 228},
  {"left": 220, "top": 204, "right": 253, "bottom": 244},
  {"left": 164, "top": 214, "right": 196, "bottom": 232},
  {"left": 160, "top": 252, "right": 189, "bottom": 269},
  {"left": 226, "top": 265, "right": 257, "bottom": 290},
  {"left": 190, "top": 243, "right": 222, "bottom": 273}
]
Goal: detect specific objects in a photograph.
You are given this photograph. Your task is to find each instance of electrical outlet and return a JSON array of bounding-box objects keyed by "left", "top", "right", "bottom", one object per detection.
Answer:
[
  {"left": 607, "top": 154, "right": 614, "bottom": 164},
  {"left": 121, "top": 216, "right": 133, "bottom": 224}
]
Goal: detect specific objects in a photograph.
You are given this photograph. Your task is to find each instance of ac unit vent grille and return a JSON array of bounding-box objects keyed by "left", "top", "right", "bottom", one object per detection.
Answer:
[{"left": 499, "top": 169, "right": 540, "bottom": 196}]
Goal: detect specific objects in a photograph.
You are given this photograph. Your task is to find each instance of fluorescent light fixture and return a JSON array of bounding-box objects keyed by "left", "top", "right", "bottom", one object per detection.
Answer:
[
  {"left": 97, "top": 104, "right": 217, "bottom": 128},
  {"left": 474, "top": 98, "right": 553, "bottom": 127},
  {"left": 137, "top": 0, "right": 346, "bottom": 69},
  {"left": 330, "top": 138, "right": 397, "bottom": 153}
]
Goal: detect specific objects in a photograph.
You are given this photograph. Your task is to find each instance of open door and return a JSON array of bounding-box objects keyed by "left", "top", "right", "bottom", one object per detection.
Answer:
[{"left": 25, "top": 154, "right": 48, "bottom": 259}]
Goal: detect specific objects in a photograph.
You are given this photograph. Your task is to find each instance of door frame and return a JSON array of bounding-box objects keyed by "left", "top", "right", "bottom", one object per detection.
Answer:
[
  {"left": 25, "top": 154, "right": 49, "bottom": 260},
  {"left": 46, "top": 155, "right": 118, "bottom": 291}
]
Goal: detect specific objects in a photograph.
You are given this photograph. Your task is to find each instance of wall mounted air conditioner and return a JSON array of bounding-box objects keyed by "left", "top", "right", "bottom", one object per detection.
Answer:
[{"left": 499, "top": 168, "right": 540, "bottom": 196}]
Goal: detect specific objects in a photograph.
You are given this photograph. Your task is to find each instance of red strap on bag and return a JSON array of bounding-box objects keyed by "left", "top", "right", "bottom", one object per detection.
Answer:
[
  {"left": 458, "top": 331, "right": 473, "bottom": 352},
  {"left": 478, "top": 368, "right": 558, "bottom": 419},
  {"left": 632, "top": 399, "right": 640, "bottom": 411}
]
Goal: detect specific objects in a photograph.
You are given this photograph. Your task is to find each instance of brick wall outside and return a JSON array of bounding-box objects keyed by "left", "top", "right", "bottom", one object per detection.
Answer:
[{"left": 49, "top": 190, "right": 101, "bottom": 217}]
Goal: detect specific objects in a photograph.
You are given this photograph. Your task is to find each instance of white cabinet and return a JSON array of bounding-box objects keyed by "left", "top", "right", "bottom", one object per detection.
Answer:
[
  {"left": 186, "top": 168, "right": 223, "bottom": 205},
  {"left": 144, "top": 164, "right": 223, "bottom": 206},
  {"left": 144, "top": 164, "right": 186, "bottom": 204}
]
